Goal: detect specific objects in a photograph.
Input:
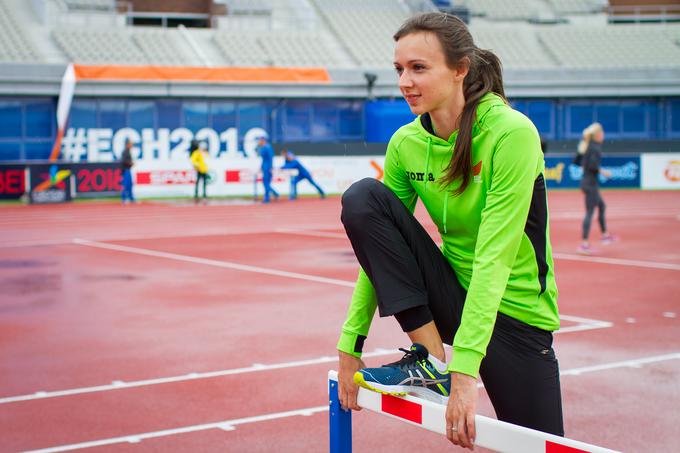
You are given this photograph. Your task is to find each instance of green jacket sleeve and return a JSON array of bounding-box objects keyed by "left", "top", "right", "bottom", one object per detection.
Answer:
[
  {"left": 448, "top": 124, "right": 542, "bottom": 377},
  {"left": 337, "top": 135, "right": 417, "bottom": 356}
]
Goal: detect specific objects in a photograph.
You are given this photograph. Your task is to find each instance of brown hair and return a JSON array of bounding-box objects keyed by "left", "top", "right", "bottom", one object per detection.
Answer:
[{"left": 394, "top": 13, "right": 505, "bottom": 194}]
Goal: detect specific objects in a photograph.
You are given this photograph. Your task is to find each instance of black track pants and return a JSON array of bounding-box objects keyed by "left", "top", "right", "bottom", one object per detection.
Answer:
[{"left": 581, "top": 185, "right": 606, "bottom": 240}]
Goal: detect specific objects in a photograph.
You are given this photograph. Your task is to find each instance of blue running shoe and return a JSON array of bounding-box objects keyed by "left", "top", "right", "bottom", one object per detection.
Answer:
[{"left": 354, "top": 343, "right": 450, "bottom": 404}]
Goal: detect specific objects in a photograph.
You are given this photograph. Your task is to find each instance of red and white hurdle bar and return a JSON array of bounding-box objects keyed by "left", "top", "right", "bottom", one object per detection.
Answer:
[{"left": 328, "top": 370, "right": 620, "bottom": 453}]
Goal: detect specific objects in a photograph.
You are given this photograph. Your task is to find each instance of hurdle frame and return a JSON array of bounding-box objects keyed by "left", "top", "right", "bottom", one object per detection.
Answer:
[{"left": 328, "top": 370, "right": 620, "bottom": 453}]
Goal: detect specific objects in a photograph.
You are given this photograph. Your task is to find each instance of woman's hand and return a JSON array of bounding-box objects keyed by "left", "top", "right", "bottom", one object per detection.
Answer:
[
  {"left": 338, "top": 351, "right": 366, "bottom": 411},
  {"left": 446, "top": 372, "right": 478, "bottom": 450}
]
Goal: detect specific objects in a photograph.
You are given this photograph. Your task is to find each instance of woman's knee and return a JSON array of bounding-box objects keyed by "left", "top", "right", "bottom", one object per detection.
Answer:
[
  {"left": 341, "top": 178, "right": 387, "bottom": 229},
  {"left": 342, "top": 178, "right": 384, "bottom": 212}
]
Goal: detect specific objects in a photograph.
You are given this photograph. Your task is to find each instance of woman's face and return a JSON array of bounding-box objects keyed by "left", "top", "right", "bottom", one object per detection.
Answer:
[{"left": 394, "top": 31, "right": 462, "bottom": 116}]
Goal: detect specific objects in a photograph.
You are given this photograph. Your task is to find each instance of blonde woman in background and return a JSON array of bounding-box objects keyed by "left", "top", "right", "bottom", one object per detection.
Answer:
[{"left": 576, "top": 122, "right": 616, "bottom": 254}]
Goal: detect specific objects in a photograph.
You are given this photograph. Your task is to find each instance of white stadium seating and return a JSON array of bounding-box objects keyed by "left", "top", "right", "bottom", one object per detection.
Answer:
[{"left": 0, "top": 0, "right": 677, "bottom": 70}]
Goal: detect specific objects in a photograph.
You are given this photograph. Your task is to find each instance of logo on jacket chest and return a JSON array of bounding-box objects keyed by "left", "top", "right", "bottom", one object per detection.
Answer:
[
  {"left": 406, "top": 171, "right": 435, "bottom": 182},
  {"left": 472, "top": 160, "right": 482, "bottom": 183}
]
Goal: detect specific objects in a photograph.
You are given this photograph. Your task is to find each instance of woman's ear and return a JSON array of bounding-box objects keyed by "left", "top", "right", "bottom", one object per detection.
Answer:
[{"left": 454, "top": 56, "right": 470, "bottom": 81}]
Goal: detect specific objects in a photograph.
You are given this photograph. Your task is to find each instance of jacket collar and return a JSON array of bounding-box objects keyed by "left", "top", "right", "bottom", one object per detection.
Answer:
[{"left": 416, "top": 92, "right": 505, "bottom": 144}]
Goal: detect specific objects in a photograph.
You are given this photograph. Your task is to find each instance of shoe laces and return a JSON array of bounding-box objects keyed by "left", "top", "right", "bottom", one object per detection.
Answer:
[{"left": 386, "top": 347, "right": 428, "bottom": 370}]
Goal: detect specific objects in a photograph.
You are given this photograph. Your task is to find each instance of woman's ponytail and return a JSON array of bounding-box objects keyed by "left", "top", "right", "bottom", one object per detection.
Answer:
[{"left": 443, "top": 47, "right": 505, "bottom": 194}]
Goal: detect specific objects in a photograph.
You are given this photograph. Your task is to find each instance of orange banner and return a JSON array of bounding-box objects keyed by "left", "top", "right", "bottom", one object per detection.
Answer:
[{"left": 73, "top": 65, "right": 330, "bottom": 83}]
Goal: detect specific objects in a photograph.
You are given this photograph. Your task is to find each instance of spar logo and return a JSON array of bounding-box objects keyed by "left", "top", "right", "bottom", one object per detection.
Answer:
[
  {"left": 664, "top": 160, "right": 680, "bottom": 182},
  {"left": 137, "top": 170, "right": 194, "bottom": 185},
  {"left": 137, "top": 170, "right": 217, "bottom": 185}
]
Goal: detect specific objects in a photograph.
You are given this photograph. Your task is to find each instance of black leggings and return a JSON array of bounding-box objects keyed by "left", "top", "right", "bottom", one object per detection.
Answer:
[
  {"left": 195, "top": 172, "right": 207, "bottom": 199},
  {"left": 341, "top": 178, "right": 564, "bottom": 436},
  {"left": 581, "top": 185, "right": 606, "bottom": 240}
]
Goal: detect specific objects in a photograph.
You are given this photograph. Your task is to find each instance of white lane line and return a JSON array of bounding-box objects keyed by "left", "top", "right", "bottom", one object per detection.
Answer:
[
  {"left": 72, "top": 238, "right": 355, "bottom": 288},
  {"left": 275, "top": 228, "right": 347, "bottom": 239},
  {"left": 0, "top": 348, "right": 399, "bottom": 404},
  {"left": 554, "top": 253, "right": 680, "bottom": 271},
  {"left": 22, "top": 352, "right": 680, "bottom": 453},
  {"left": 561, "top": 352, "right": 680, "bottom": 376},
  {"left": 0, "top": 312, "right": 608, "bottom": 405},
  {"left": 0, "top": 224, "right": 343, "bottom": 249},
  {"left": 277, "top": 229, "right": 680, "bottom": 272},
  {"left": 550, "top": 210, "right": 677, "bottom": 220},
  {"left": 24, "top": 406, "right": 330, "bottom": 453},
  {"left": 558, "top": 314, "right": 612, "bottom": 333}
]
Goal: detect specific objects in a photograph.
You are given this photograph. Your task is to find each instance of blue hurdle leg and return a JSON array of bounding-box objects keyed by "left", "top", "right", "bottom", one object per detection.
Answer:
[{"left": 329, "top": 378, "right": 352, "bottom": 453}]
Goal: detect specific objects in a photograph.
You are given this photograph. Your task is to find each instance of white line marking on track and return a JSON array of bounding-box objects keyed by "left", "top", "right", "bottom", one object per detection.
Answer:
[
  {"left": 22, "top": 352, "right": 680, "bottom": 453},
  {"left": 558, "top": 315, "right": 612, "bottom": 333},
  {"left": 24, "top": 406, "right": 330, "bottom": 453},
  {"left": 275, "top": 228, "right": 347, "bottom": 239},
  {"left": 0, "top": 313, "right": 607, "bottom": 405},
  {"left": 553, "top": 253, "right": 680, "bottom": 271},
  {"left": 560, "top": 352, "right": 680, "bottom": 376},
  {"left": 276, "top": 229, "right": 680, "bottom": 272},
  {"left": 0, "top": 224, "right": 343, "bottom": 249},
  {"left": 0, "top": 349, "right": 399, "bottom": 404},
  {"left": 72, "top": 238, "right": 355, "bottom": 288}
]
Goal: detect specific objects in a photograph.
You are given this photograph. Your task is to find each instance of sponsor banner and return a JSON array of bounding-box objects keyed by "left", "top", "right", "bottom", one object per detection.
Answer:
[
  {"left": 131, "top": 155, "right": 386, "bottom": 198},
  {"left": 72, "top": 163, "right": 123, "bottom": 198},
  {"left": 641, "top": 153, "right": 680, "bottom": 189},
  {"left": 29, "top": 164, "right": 73, "bottom": 204},
  {"left": 543, "top": 156, "right": 640, "bottom": 189},
  {"left": 0, "top": 164, "right": 27, "bottom": 200}
]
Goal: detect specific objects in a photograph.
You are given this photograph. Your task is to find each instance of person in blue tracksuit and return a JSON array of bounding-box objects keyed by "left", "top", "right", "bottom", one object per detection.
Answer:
[
  {"left": 280, "top": 149, "right": 325, "bottom": 200},
  {"left": 256, "top": 136, "right": 279, "bottom": 203},
  {"left": 120, "top": 139, "right": 136, "bottom": 204}
]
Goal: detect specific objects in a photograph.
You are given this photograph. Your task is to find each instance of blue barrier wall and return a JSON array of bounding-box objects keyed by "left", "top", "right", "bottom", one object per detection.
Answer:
[
  {"left": 1, "top": 96, "right": 679, "bottom": 161},
  {"left": 365, "top": 97, "right": 680, "bottom": 142}
]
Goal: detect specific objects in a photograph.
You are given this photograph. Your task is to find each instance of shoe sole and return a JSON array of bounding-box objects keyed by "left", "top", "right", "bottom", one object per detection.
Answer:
[{"left": 354, "top": 372, "right": 449, "bottom": 405}]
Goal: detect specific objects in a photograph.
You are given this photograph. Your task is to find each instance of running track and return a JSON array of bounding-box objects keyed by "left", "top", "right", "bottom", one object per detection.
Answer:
[{"left": 1, "top": 190, "right": 678, "bottom": 452}]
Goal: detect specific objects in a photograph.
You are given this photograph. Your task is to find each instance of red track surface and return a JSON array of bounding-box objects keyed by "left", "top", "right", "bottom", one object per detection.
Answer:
[{"left": 1, "top": 190, "right": 679, "bottom": 453}]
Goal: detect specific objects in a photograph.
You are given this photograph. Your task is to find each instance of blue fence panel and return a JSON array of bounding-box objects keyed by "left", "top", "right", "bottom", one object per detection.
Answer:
[
  {"left": 0, "top": 100, "right": 22, "bottom": 138},
  {"left": 0, "top": 142, "right": 21, "bottom": 161},
  {"left": 157, "top": 100, "right": 182, "bottom": 129},
  {"left": 25, "top": 100, "right": 54, "bottom": 138},
  {"left": 129, "top": 100, "right": 156, "bottom": 129},
  {"left": 668, "top": 98, "right": 680, "bottom": 138},
  {"left": 99, "top": 100, "right": 127, "bottom": 132},
  {"left": 338, "top": 100, "right": 364, "bottom": 139},
  {"left": 183, "top": 101, "right": 210, "bottom": 133},
  {"left": 364, "top": 99, "right": 415, "bottom": 143}
]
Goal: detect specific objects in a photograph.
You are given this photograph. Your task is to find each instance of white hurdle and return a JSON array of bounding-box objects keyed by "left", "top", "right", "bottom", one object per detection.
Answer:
[{"left": 328, "top": 370, "right": 621, "bottom": 453}]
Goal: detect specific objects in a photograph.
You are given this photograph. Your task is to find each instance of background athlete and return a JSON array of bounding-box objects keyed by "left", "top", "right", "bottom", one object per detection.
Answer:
[
  {"left": 577, "top": 122, "right": 616, "bottom": 254},
  {"left": 280, "top": 148, "right": 325, "bottom": 200},
  {"left": 256, "top": 136, "right": 279, "bottom": 203}
]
